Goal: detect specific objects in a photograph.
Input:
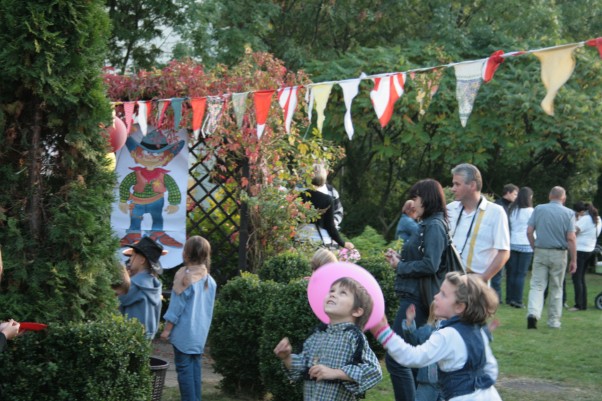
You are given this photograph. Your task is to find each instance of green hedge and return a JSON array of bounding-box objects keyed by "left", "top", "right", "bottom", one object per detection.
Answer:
[
  {"left": 210, "top": 273, "right": 280, "bottom": 398},
  {"left": 259, "top": 279, "right": 318, "bottom": 401},
  {"left": 257, "top": 251, "right": 311, "bottom": 283},
  {"left": 0, "top": 315, "right": 151, "bottom": 401}
]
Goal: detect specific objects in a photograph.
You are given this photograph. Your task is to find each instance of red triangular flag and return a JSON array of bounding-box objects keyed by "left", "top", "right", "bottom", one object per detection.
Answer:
[
  {"left": 190, "top": 97, "right": 207, "bottom": 139},
  {"left": 254, "top": 90, "right": 275, "bottom": 139},
  {"left": 483, "top": 50, "right": 505, "bottom": 82},
  {"left": 123, "top": 102, "right": 136, "bottom": 134},
  {"left": 586, "top": 37, "right": 602, "bottom": 59}
]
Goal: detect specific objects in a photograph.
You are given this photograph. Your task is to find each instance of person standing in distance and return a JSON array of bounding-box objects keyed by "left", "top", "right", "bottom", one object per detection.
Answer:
[{"left": 526, "top": 187, "right": 576, "bottom": 329}]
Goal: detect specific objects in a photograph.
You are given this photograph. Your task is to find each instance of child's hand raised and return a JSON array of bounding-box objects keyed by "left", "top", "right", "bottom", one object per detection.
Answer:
[
  {"left": 369, "top": 315, "right": 389, "bottom": 337},
  {"left": 405, "top": 304, "right": 416, "bottom": 327},
  {"left": 274, "top": 337, "right": 292, "bottom": 360}
]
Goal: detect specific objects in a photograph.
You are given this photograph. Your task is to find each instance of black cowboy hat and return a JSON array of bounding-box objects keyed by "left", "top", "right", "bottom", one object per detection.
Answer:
[{"left": 122, "top": 236, "right": 167, "bottom": 272}]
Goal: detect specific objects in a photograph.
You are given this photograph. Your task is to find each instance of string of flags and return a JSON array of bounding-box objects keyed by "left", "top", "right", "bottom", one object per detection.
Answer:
[{"left": 110, "top": 38, "right": 602, "bottom": 142}]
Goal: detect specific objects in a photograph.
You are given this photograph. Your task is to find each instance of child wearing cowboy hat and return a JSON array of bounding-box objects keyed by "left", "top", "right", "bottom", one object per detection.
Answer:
[{"left": 114, "top": 236, "right": 166, "bottom": 340}]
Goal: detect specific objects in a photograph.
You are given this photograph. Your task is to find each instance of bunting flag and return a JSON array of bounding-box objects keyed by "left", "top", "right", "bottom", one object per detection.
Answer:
[
  {"left": 171, "top": 98, "right": 185, "bottom": 129},
  {"left": 410, "top": 69, "right": 443, "bottom": 119},
  {"left": 586, "top": 37, "right": 602, "bottom": 58},
  {"left": 533, "top": 44, "right": 578, "bottom": 116},
  {"left": 454, "top": 59, "right": 487, "bottom": 127},
  {"left": 311, "top": 83, "right": 333, "bottom": 132},
  {"left": 202, "top": 96, "right": 225, "bottom": 137},
  {"left": 137, "top": 101, "right": 149, "bottom": 135},
  {"left": 370, "top": 73, "right": 405, "bottom": 127},
  {"left": 254, "top": 90, "right": 275, "bottom": 139},
  {"left": 339, "top": 79, "right": 361, "bottom": 140},
  {"left": 156, "top": 99, "right": 171, "bottom": 128},
  {"left": 277, "top": 86, "right": 298, "bottom": 134},
  {"left": 232, "top": 92, "right": 248, "bottom": 129},
  {"left": 305, "top": 86, "right": 314, "bottom": 123},
  {"left": 123, "top": 101, "right": 136, "bottom": 134},
  {"left": 190, "top": 97, "right": 207, "bottom": 140}
]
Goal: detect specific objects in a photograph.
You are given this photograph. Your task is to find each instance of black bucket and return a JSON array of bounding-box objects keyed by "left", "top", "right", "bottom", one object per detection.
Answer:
[{"left": 149, "top": 356, "right": 170, "bottom": 401}]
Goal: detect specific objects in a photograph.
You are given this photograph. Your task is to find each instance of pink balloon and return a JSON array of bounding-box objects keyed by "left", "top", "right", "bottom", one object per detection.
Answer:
[
  {"left": 108, "top": 116, "right": 127, "bottom": 152},
  {"left": 307, "top": 261, "right": 385, "bottom": 331}
]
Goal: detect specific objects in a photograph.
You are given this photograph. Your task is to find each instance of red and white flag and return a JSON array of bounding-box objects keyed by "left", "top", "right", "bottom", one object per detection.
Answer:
[
  {"left": 123, "top": 101, "right": 136, "bottom": 134},
  {"left": 370, "top": 73, "right": 406, "bottom": 127},
  {"left": 190, "top": 97, "right": 207, "bottom": 140},
  {"left": 254, "top": 90, "right": 275, "bottom": 139},
  {"left": 277, "top": 86, "right": 298, "bottom": 134}
]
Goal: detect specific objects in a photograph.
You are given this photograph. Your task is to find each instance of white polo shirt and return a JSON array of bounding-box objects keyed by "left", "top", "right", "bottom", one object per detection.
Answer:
[{"left": 447, "top": 197, "right": 510, "bottom": 274}]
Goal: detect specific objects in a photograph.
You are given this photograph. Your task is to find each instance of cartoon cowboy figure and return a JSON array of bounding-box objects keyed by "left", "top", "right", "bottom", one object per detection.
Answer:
[{"left": 118, "top": 129, "right": 185, "bottom": 248}]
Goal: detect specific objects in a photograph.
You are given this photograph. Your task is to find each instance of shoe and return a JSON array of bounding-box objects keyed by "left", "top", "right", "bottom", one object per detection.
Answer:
[
  {"left": 510, "top": 301, "right": 525, "bottom": 309},
  {"left": 120, "top": 232, "right": 141, "bottom": 247},
  {"left": 149, "top": 231, "right": 183, "bottom": 248},
  {"left": 568, "top": 307, "right": 581, "bottom": 312},
  {"left": 547, "top": 322, "right": 561, "bottom": 329},
  {"left": 563, "top": 303, "right": 569, "bottom": 309},
  {"left": 527, "top": 315, "right": 537, "bottom": 329}
]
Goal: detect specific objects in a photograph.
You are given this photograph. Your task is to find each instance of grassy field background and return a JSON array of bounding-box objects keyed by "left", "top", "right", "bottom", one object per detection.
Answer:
[{"left": 163, "top": 271, "right": 602, "bottom": 401}]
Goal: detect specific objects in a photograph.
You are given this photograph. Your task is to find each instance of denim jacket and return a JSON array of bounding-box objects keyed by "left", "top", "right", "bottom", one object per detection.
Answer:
[{"left": 394, "top": 212, "right": 447, "bottom": 302}]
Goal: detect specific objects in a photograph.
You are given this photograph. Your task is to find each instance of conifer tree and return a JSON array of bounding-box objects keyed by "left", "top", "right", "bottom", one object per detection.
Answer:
[{"left": 0, "top": 0, "right": 120, "bottom": 321}]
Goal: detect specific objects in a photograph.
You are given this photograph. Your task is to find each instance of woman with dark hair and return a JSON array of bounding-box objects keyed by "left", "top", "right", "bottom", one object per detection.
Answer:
[
  {"left": 505, "top": 187, "right": 534, "bottom": 308},
  {"left": 570, "top": 201, "right": 601, "bottom": 311},
  {"left": 384, "top": 178, "right": 448, "bottom": 401}
]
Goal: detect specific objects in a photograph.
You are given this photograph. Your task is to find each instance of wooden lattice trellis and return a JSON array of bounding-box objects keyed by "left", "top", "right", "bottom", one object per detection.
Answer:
[{"left": 186, "top": 136, "right": 249, "bottom": 285}]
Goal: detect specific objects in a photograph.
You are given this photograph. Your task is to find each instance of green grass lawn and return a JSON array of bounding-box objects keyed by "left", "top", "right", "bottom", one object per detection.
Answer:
[{"left": 164, "top": 271, "right": 602, "bottom": 401}]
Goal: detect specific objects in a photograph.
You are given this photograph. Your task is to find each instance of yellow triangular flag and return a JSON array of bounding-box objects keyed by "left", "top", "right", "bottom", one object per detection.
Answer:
[{"left": 533, "top": 44, "right": 578, "bottom": 116}]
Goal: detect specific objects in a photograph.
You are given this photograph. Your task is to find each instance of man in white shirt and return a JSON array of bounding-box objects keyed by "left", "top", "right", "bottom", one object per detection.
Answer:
[{"left": 447, "top": 164, "right": 510, "bottom": 281}]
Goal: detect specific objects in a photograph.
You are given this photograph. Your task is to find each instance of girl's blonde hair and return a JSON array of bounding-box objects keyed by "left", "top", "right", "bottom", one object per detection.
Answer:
[
  {"left": 445, "top": 272, "right": 498, "bottom": 325},
  {"left": 311, "top": 248, "right": 337, "bottom": 271},
  {"left": 183, "top": 236, "right": 211, "bottom": 288}
]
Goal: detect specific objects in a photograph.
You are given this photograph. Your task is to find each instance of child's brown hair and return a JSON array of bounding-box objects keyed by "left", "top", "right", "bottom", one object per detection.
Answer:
[
  {"left": 331, "top": 277, "right": 373, "bottom": 331},
  {"left": 183, "top": 235, "right": 211, "bottom": 288},
  {"left": 445, "top": 272, "right": 498, "bottom": 325}
]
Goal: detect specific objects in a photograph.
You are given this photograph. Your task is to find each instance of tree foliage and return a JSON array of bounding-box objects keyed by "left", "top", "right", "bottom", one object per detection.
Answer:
[{"left": 0, "top": 0, "right": 120, "bottom": 322}]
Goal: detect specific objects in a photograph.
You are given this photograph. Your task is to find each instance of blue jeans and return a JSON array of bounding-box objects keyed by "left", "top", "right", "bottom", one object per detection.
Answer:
[
  {"left": 173, "top": 346, "right": 202, "bottom": 401},
  {"left": 505, "top": 250, "right": 533, "bottom": 304},
  {"left": 128, "top": 197, "right": 165, "bottom": 232},
  {"left": 490, "top": 267, "right": 504, "bottom": 302},
  {"left": 386, "top": 296, "right": 429, "bottom": 401},
  {"left": 416, "top": 382, "right": 443, "bottom": 401}
]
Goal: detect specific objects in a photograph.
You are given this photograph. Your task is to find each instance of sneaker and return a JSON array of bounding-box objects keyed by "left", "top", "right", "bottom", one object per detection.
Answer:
[
  {"left": 568, "top": 307, "right": 581, "bottom": 312},
  {"left": 527, "top": 315, "right": 537, "bottom": 329},
  {"left": 510, "top": 301, "right": 525, "bottom": 309}
]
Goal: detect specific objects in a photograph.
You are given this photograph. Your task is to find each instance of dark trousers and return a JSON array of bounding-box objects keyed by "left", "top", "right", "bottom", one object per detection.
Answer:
[
  {"left": 572, "top": 251, "right": 593, "bottom": 310},
  {"left": 491, "top": 267, "right": 504, "bottom": 302},
  {"left": 387, "top": 296, "right": 429, "bottom": 401},
  {"left": 505, "top": 251, "right": 533, "bottom": 304}
]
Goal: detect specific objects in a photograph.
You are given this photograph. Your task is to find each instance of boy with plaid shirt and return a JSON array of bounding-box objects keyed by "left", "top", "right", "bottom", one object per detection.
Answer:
[{"left": 274, "top": 277, "right": 382, "bottom": 401}]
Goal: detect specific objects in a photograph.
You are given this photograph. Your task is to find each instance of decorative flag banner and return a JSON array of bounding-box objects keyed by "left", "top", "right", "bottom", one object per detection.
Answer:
[
  {"left": 311, "top": 83, "right": 334, "bottom": 132},
  {"left": 232, "top": 92, "right": 249, "bottom": 129},
  {"left": 483, "top": 50, "right": 505, "bottom": 82},
  {"left": 454, "top": 59, "right": 487, "bottom": 127},
  {"left": 123, "top": 101, "right": 136, "bottom": 134},
  {"left": 137, "top": 101, "right": 149, "bottom": 135},
  {"left": 171, "top": 98, "right": 185, "bottom": 130},
  {"left": 277, "top": 86, "right": 299, "bottom": 134},
  {"left": 156, "top": 99, "right": 171, "bottom": 129},
  {"left": 534, "top": 44, "right": 579, "bottom": 116},
  {"left": 202, "top": 96, "right": 225, "bottom": 137},
  {"left": 112, "top": 126, "right": 188, "bottom": 268},
  {"left": 586, "top": 37, "right": 602, "bottom": 58},
  {"left": 254, "top": 90, "right": 276, "bottom": 139},
  {"left": 190, "top": 97, "right": 207, "bottom": 140},
  {"left": 305, "top": 86, "right": 315, "bottom": 124},
  {"left": 370, "top": 73, "right": 405, "bottom": 127},
  {"left": 339, "top": 78, "right": 362, "bottom": 140},
  {"left": 410, "top": 69, "right": 443, "bottom": 118}
]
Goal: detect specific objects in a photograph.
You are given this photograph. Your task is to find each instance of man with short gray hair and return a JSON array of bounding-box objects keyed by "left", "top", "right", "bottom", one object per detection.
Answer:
[
  {"left": 526, "top": 186, "right": 576, "bottom": 329},
  {"left": 447, "top": 163, "right": 510, "bottom": 281}
]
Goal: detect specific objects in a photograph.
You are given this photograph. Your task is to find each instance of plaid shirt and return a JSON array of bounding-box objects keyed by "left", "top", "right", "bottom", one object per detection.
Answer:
[{"left": 286, "top": 322, "right": 382, "bottom": 401}]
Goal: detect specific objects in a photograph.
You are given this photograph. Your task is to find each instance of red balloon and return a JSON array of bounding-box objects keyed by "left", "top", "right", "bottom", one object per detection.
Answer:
[{"left": 108, "top": 116, "right": 127, "bottom": 152}]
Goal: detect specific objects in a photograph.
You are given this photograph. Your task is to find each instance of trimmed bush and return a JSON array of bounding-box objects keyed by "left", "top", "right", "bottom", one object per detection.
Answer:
[
  {"left": 0, "top": 315, "right": 151, "bottom": 401},
  {"left": 257, "top": 251, "right": 311, "bottom": 283},
  {"left": 210, "top": 273, "right": 280, "bottom": 397},
  {"left": 259, "top": 278, "right": 317, "bottom": 401}
]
